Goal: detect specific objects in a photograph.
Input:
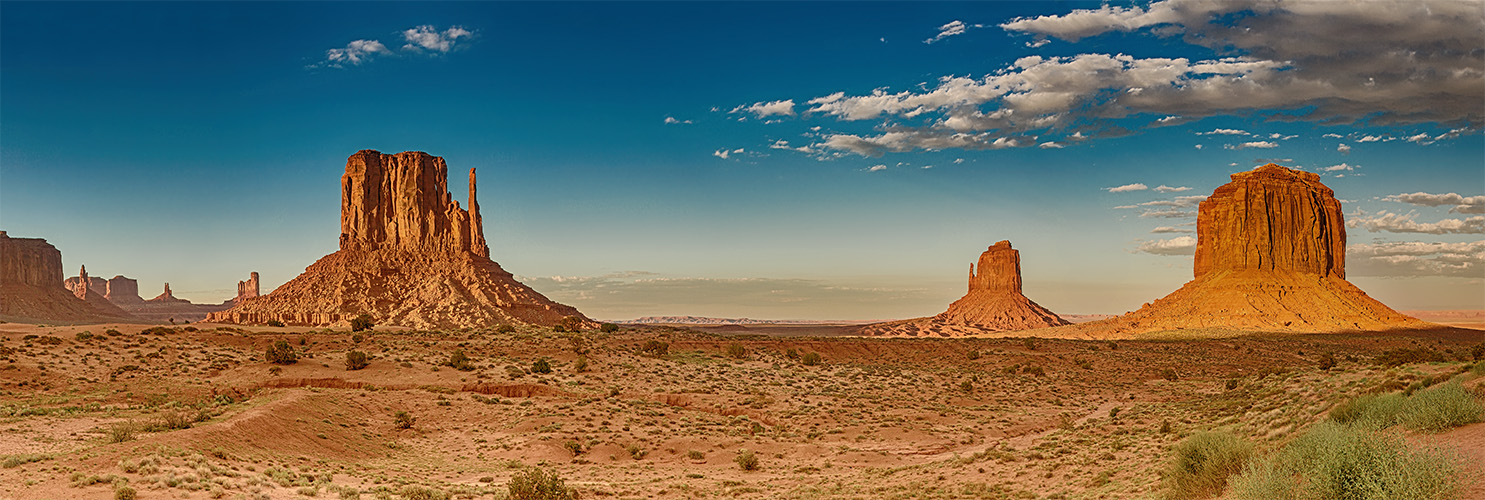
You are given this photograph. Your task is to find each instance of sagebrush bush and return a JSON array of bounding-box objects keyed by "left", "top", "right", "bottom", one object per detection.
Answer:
[
  {"left": 1229, "top": 421, "right": 1460, "bottom": 500},
  {"left": 447, "top": 350, "right": 474, "bottom": 371},
  {"left": 1163, "top": 431, "right": 1253, "bottom": 500},
  {"left": 394, "top": 411, "right": 415, "bottom": 429},
  {"left": 264, "top": 340, "right": 297, "bottom": 365},
  {"left": 802, "top": 351, "right": 822, "bottom": 366},
  {"left": 726, "top": 343, "right": 747, "bottom": 359},
  {"left": 735, "top": 449, "right": 759, "bottom": 471},
  {"left": 507, "top": 468, "right": 576, "bottom": 500},
  {"left": 640, "top": 340, "right": 668, "bottom": 356},
  {"left": 350, "top": 314, "right": 374, "bottom": 332},
  {"left": 599, "top": 322, "right": 619, "bottom": 333},
  {"left": 1331, "top": 381, "right": 1482, "bottom": 432},
  {"left": 345, "top": 351, "right": 369, "bottom": 371},
  {"left": 531, "top": 358, "right": 552, "bottom": 374}
]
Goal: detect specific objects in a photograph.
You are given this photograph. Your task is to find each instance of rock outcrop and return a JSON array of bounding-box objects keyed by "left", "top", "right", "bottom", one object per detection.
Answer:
[
  {"left": 234, "top": 272, "right": 260, "bottom": 303},
  {"left": 0, "top": 232, "right": 137, "bottom": 323},
  {"left": 860, "top": 240, "right": 1069, "bottom": 337},
  {"left": 65, "top": 271, "right": 144, "bottom": 305},
  {"left": 1074, "top": 164, "right": 1428, "bottom": 338},
  {"left": 207, "top": 150, "right": 590, "bottom": 329},
  {"left": 147, "top": 283, "right": 189, "bottom": 304}
]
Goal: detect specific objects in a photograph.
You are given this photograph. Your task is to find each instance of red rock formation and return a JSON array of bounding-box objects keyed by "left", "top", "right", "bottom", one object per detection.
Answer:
[
  {"left": 234, "top": 272, "right": 260, "bottom": 303},
  {"left": 148, "top": 283, "right": 189, "bottom": 304},
  {"left": 861, "top": 240, "right": 1069, "bottom": 337},
  {"left": 208, "top": 150, "right": 590, "bottom": 329},
  {"left": 65, "top": 272, "right": 144, "bottom": 306},
  {"left": 0, "top": 232, "right": 136, "bottom": 323},
  {"left": 1074, "top": 164, "right": 1428, "bottom": 338},
  {"left": 104, "top": 276, "right": 143, "bottom": 305}
]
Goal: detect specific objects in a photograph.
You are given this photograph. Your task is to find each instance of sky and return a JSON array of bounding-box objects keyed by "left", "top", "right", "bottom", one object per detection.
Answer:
[{"left": 2, "top": 1, "right": 1482, "bottom": 320}]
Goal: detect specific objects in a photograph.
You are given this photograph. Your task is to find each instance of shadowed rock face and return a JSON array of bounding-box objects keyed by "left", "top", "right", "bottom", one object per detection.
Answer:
[
  {"left": 862, "top": 240, "right": 1069, "bottom": 337},
  {"left": 208, "top": 150, "right": 588, "bottom": 329},
  {"left": 0, "top": 232, "right": 136, "bottom": 323},
  {"left": 1075, "top": 164, "right": 1425, "bottom": 338}
]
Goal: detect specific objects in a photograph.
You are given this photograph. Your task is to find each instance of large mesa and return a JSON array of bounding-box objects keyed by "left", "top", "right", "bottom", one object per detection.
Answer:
[
  {"left": 207, "top": 150, "right": 590, "bottom": 329},
  {"left": 0, "top": 232, "right": 136, "bottom": 323},
  {"left": 1077, "top": 164, "right": 1427, "bottom": 337},
  {"left": 860, "top": 240, "right": 1069, "bottom": 337}
]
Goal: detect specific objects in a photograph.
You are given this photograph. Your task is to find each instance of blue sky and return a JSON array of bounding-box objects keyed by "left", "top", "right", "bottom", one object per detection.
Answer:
[{"left": 3, "top": 1, "right": 1481, "bottom": 319}]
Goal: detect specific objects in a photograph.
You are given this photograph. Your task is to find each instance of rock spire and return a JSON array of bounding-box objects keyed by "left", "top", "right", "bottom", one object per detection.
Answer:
[{"left": 860, "top": 240, "right": 1069, "bottom": 337}]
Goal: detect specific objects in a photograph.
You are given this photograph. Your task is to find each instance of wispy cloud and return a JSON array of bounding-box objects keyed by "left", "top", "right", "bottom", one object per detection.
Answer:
[
  {"left": 1150, "top": 226, "right": 1191, "bottom": 234},
  {"left": 1105, "top": 183, "right": 1148, "bottom": 193},
  {"left": 1197, "top": 128, "right": 1248, "bottom": 136},
  {"left": 1137, "top": 236, "right": 1196, "bottom": 255},
  {"left": 1349, "top": 211, "right": 1485, "bottom": 235},
  {"left": 1337, "top": 143, "right": 1352, "bottom": 154},
  {"left": 925, "top": 20, "right": 981, "bottom": 44},
  {"left": 1225, "top": 141, "right": 1279, "bottom": 150},
  {"left": 315, "top": 25, "right": 474, "bottom": 68},
  {"left": 732, "top": 99, "right": 795, "bottom": 118},
  {"left": 664, "top": 116, "right": 693, "bottom": 125},
  {"left": 1153, "top": 185, "right": 1191, "bottom": 193},
  {"left": 1383, "top": 192, "right": 1485, "bottom": 214},
  {"left": 1348, "top": 240, "right": 1485, "bottom": 278}
]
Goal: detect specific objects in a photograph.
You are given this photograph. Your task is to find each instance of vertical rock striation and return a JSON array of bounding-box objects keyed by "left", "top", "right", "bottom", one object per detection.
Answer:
[
  {"left": 1194, "top": 165, "right": 1346, "bottom": 279},
  {"left": 235, "top": 272, "right": 260, "bottom": 303},
  {"left": 861, "top": 240, "right": 1069, "bottom": 337},
  {"left": 208, "top": 150, "right": 589, "bottom": 329}
]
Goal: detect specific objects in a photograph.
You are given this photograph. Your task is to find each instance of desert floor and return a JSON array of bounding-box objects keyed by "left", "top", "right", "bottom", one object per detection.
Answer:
[{"left": 1, "top": 321, "right": 1482, "bottom": 500}]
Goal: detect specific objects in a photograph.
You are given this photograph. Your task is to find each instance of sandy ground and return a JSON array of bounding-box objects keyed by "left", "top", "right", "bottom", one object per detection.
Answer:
[{"left": 0, "top": 321, "right": 1481, "bottom": 499}]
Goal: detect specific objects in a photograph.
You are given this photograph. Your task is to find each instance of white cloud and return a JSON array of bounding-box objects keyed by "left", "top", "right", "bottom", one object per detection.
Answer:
[
  {"left": 1198, "top": 128, "right": 1249, "bottom": 136},
  {"left": 1106, "top": 183, "right": 1149, "bottom": 193},
  {"left": 664, "top": 116, "right": 692, "bottom": 125},
  {"left": 925, "top": 20, "right": 968, "bottom": 44},
  {"left": 1404, "top": 132, "right": 1432, "bottom": 143},
  {"left": 867, "top": 164, "right": 887, "bottom": 172},
  {"left": 1153, "top": 185, "right": 1191, "bottom": 193},
  {"left": 1225, "top": 141, "right": 1279, "bottom": 150},
  {"left": 1349, "top": 211, "right": 1485, "bottom": 235},
  {"left": 712, "top": 149, "right": 731, "bottom": 159},
  {"left": 1383, "top": 192, "right": 1485, "bottom": 214},
  {"left": 733, "top": 99, "right": 795, "bottom": 118},
  {"left": 1138, "top": 195, "right": 1207, "bottom": 208},
  {"left": 1357, "top": 135, "right": 1385, "bottom": 143},
  {"left": 323, "top": 39, "right": 391, "bottom": 67},
  {"left": 1140, "top": 208, "right": 1196, "bottom": 219},
  {"left": 1348, "top": 240, "right": 1485, "bottom": 278},
  {"left": 1150, "top": 226, "right": 1191, "bottom": 234},
  {"left": 1026, "top": 38, "right": 1050, "bottom": 48},
  {"left": 1337, "top": 143, "right": 1352, "bottom": 154},
  {"left": 1137, "top": 236, "right": 1196, "bottom": 255},
  {"left": 1323, "top": 133, "right": 1344, "bottom": 138},
  {"left": 1194, "top": 144, "right": 1203, "bottom": 149},
  {"left": 1038, "top": 141, "right": 1064, "bottom": 149},
  {"left": 1322, "top": 163, "right": 1358, "bottom": 172},
  {"left": 401, "top": 25, "right": 473, "bottom": 52}
]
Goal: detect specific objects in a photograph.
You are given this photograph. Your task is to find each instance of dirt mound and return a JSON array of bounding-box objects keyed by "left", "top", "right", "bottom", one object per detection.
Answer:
[
  {"left": 207, "top": 150, "right": 590, "bottom": 329},
  {"left": 1073, "top": 164, "right": 1429, "bottom": 338},
  {"left": 861, "top": 240, "right": 1068, "bottom": 337}
]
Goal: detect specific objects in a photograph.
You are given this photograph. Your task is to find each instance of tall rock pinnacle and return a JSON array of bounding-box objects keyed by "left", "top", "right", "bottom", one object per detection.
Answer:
[
  {"left": 340, "top": 150, "right": 489, "bottom": 257},
  {"left": 861, "top": 240, "right": 1068, "bottom": 337}
]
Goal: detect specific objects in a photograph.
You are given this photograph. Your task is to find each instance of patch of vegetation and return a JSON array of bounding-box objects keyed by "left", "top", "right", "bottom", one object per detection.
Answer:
[
  {"left": 573, "top": 355, "right": 588, "bottom": 373},
  {"left": 108, "top": 421, "right": 135, "bottom": 443},
  {"left": 447, "top": 350, "right": 474, "bottom": 371},
  {"left": 1331, "top": 381, "right": 1483, "bottom": 432},
  {"left": 350, "top": 314, "right": 375, "bottom": 332},
  {"left": 507, "top": 468, "right": 577, "bottom": 500},
  {"left": 266, "top": 319, "right": 285, "bottom": 327},
  {"left": 265, "top": 340, "right": 298, "bottom": 365},
  {"left": 1, "top": 454, "right": 47, "bottom": 468},
  {"left": 599, "top": 322, "right": 619, "bottom": 332},
  {"left": 726, "top": 343, "right": 748, "bottom": 359},
  {"left": 802, "top": 352, "right": 822, "bottom": 366},
  {"left": 496, "top": 324, "right": 517, "bottom": 334},
  {"left": 532, "top": 358, "right": 552, "bottom": 374},
  {"left": 1163, "top": 431, "right": 1253, "bottom": 500},
  {"left": 735, "top": 449, "right": 759, "bottom": 471},
  {"left": 1374, "top": 348, "right": 1446, "bottom": 367},
  {"left": 640, "top": 340, "right": 668, "bottom": 356},
  {"left": 399, "top": 485, "right": 447, "bottom": 500},
  {"left": 394, "top": 411, "right": 416, "bottom": 430},
  {"left": 345, "top": 351, "right": 369, "bottom": 371},
  {"left": 1229, "top": 421, "right": 1460, "bottom": 500},
  {"left": 114, "top": 485, "right": 137, "bottom": 500}
]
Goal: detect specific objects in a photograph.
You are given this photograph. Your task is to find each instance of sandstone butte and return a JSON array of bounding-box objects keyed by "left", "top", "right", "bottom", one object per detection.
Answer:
[
  {"left": 0, "top": 232, "right": 137, "bottom": 323},
  {"left": 1072, "top": 164, "right": 1430, "bottom": 338},
  {"left": 860, "top": 240, "right": 1070, "bottom": 337},
  {"left": 207, "top": 150, "right": 591, "bottom": 329}
]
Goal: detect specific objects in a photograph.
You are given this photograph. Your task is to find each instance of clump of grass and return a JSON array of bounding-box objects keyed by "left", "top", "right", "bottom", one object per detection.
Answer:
[
  {"left": 108, "top": 421, "right": 135, "bottom": 443},
  {"left": 399, "top": 485, "right": 446, "bottom": 500},
  {"left": 1331, "top": 381, "right": 1483, "bottom": 432},
  {"left": 573, "top": 355, "right": 588, "bottom": 373},
  {"left": 531, "top": 358, "right": 552, "bottom": 374},
  {"left": 447, "top": 350, "right": 474, "bottom": 371},
  {"left": 726, "top": 343, "right": 747, "bottom": 359},
  {"left": 640, "top": 340, "right": 668, "bottom": 356},
  {"left": 735, "top": 449, "right": 759, "bottom": 471},
  {"left": 114, "top": 485, "right": 137, "bottom": 500},
  {"left": 393, "top": 411, "right": 415, "bottom": 430},
  {"left": 1229, "top": 421, "right": 1460, "bottom": 500},
  {"left": 2, "top": 454, "right": 47, "bottom": 468},
  {"left": 1162, "top": 431, "right": 1253, "bottom": 500},
  {"left": 350, "top": 314, "right": 375, "bottom": 332},
  {"left": 507, "top": 468, "right": 576, "bottom": 500}
]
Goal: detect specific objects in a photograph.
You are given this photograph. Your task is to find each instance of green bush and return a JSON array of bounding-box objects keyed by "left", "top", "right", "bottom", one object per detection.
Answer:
[
  {"left": 531, "top": 358, "right": 552, "bottom": 374},
  {"left": 573, "top": 355, "right": 587, "bottom": 373},
  {"left": 735, "top": 449, "right": 759, "bottom": 471},
  {"left": 1229, "top": 421, "right": 1460, "bottom": 500},
  {"left": 801, "top": 351, "right": 822, "bottom": 366},
  {"left": 447, "top": 350, "right": 474, "bottom": 371},
  {"left": 350, "top": 314, "right": 374, "bottom": 332},
  {"left": 496, "top": 324, "right": 517, "bottom": 334},
  {"left": 1331, "top": 381, "right": 1482, "bottom": 432},
  {"left": 108, "top": 421, "right": 135, "bottom": 443},
  {"left": 345, "top": 351, "right": 369, "bottom": 371},
  {"left": 399, "top": 485, "right": 446, "bottom": 500},
  {"left": 264, "top": 340, "right": 298, "bottom": 365},
  {"left": 266, "top": 319, "right": 285, "bottom": 327},
  {"left": 114, "top": 485, "right": 137, "bottom": 500},
  {"left": 599, "top": 322, "right": 619, "bottom": 333},
  {"left": 640, "top": 340, "right": 668, "bottom": 356},
  {"left": 394, "top": 411, "right": 415, "bottom": 430},
  {"left": 507, "top": 468, "right": 577, "bottom": 500},
  {"left": 1163, "top": 431, "right": 1253, "bottom": 499},
  {"left": 726, "top": 343, "right": 747, "bottom": 359}
]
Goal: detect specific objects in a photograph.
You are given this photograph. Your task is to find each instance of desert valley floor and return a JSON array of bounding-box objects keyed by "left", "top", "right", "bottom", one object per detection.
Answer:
[{"left": 1, "top": 321, "right": 1482, "bottom": 500}]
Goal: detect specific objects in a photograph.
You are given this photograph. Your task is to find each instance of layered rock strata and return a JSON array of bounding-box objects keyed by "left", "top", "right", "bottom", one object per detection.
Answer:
[
  {"left": 1076, "top": 164, "right": 1428, "bottom": 338},
  {"left": 207, "top": 150, "right": 589, "bottom": 329},
  {"left": 861, "top": 240, "right": 1069, "bottom": 337},
  {"left": 0, "top": 232, "right": 136, "bottom": 323}
]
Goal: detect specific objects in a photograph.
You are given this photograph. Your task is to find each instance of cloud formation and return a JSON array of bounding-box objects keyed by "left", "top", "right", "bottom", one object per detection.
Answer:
[
  {"left": 1349, "top": 211, "right": 1485, "bottom": 235},
  {"left": 734, "top": 100, "right": 796, "bottom": 118},
  {"left": 925, "top": 20, "right": 969, "bottom": 44},
  {"left": 749, "top": 0, "right": 1483, "bottom": 156},
  {"left": 1225, "top": 141, "right": 1279, "bottom": 150},
  {"left": 1106, "top": 183, "right": 1148, "bottom": 193},
  {"left": 1383, "top": 192, "right": 1485, "bottom": 214},
  {"left": 316, "top": 25, "right": 474, "bottom": 68},
  {"left": 1348, "top": 240, "right": 1485, "bottom": 278},
  {"left": 1137, "top": 236, "right": 1196, "bottom": 255},
  {"left": 1153, "top": 185, "right": 1191, "bottom": 193}
]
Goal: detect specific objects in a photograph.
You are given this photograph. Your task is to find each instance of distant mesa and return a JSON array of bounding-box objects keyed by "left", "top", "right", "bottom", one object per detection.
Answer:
[
  {"left": 207, "top": 150, "right": 591, "bottom": 329},
  {"left": 860, "top": 240, "right": 1070, "bottom": 337},
  {"left": 1075, "top": 164, "right": 1430, "bottom": 337},
  {"left": 0, "top": 232, "right": 137, "bottom": 324},
  {"left": 63, "top": 267, "right": 243, "bottom": 323}
]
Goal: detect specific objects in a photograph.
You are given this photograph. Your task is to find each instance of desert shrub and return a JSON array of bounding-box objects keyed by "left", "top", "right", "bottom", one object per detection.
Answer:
[
  {"left": 496, "top": 324, "right": 517, "bottom": 334},
  {"left": 1470, "top": 343, "right": 1485, "bottom": 361},
  {"left": 266, "top": 320, "right": 285, "bottom": 327},
  {"left": 1022, "top": 365, "right": 1045, "bottom": 377},
  {"left": 76, "top": 331, "right": 96, "bottom": 342},
  {"left": 686, "top": 450, "right": 704, "bottom": 460},
  {"left": 160, "top": 411, "right": 192, "bottom": 430},
  {"left": 1374, "top": 348, "right": 1446, "bottom": 367},
  {"left": 532, "top": 358, "right": 552, "bottom": 374},
  {"left": 640, "top": 340, "right": 668, "bottom": 356},
  {"left": 1317, "top": 352, "right": 1337, "bottom": 371},
  {"left": 350, "top": 314, "right": 374, "bottom": 332},
  {"left": 345, "top": 351, "right": 369, "bottom": 371},
  {"left": 264, "top": 340, "right": 298, "bottom": 365},
  {"left": 108, "top": 421, "right": 135, "bottom": 443},
  {"left": 1229, "top": 421, "right": 1460, "bottom": 500},
  {"left": 399, "top": 485, "right": 447, "bottom": 500},
  {"left": 560, "top": 316, "right": 584, "bottom": 332},
  {"left": 726, "top": 343, "right": 747, "bottom": 359},
  {"left": 393, "top": 411, "right": 415, "bottom": 430},
  {"left": 626, "top": 444, "right": 647, "bottom": 459},
  {"left": 563, "top": 440, "right": 583, "bottom": 456},
  {"left": 599, "top": 322, "right": 619, "bottom": 333},
  {"left": 447, "top": 350, "right": 474, "bottom": 371},
  {"left": 801, "top": 352, "right": 822, "bottom": 366},
  {"left": 1163, "top": 431, "right": 1253, "bottom": 500},
  {"left": 967, "top": 350, "right": 980, "bottom": 360},
  {"left": 959, "top": 380, "right": 973, "bottom": 392},
  {"left": 784, "top": 348, "right": 798, "bottom": 359},
  {"left": 507, "top": 468, "right": 577, "bottom": 500},
  {"left": 114, "top": 485, "right": 137, "bottom": 500},
  {"left": 1161, "top": 368, "right": 1180, "bottom": 382},
  {"left": 735, "top": 449, "right": 759, "bottom": 471},
  {"left": 551, "top": 325, "right": 567, "bottom": 333},
  {"left": 1331, "top": 382, "right": 1482, "bottom": 431},
  {"left": 1022, "top": 338, "right": 1039, "bottom": 351},
  {"left": 573, "top": 355, "right": 588, "bottom": 373}
]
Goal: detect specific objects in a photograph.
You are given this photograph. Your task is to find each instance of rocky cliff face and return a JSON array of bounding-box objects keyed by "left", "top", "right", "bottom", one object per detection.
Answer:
[
  {"left": 104, "top": 276, "right": 143, "bottom": 305},
  {"left": 208, "top": 150, "right": 589, "bottom": 329},
  {"left": 1194, "top": 165, "right": 1345, "bottom": 279},
  {"left": 1073, "top": 164, "right": 1425, "bottom": 338},
  {"left": 0, "top": 232, "right": 136, "bottom": 323},
  {"left": 861, "top": 240, "right": 1069, "bottom": 337},
  {"left": 234, "top": 272, "right": 260, "bottom": 303}
]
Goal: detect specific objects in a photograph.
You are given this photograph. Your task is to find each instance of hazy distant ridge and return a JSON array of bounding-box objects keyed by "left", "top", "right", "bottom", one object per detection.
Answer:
[{"left": 613, "top": 316, "right": 882, "bottom": 325}]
